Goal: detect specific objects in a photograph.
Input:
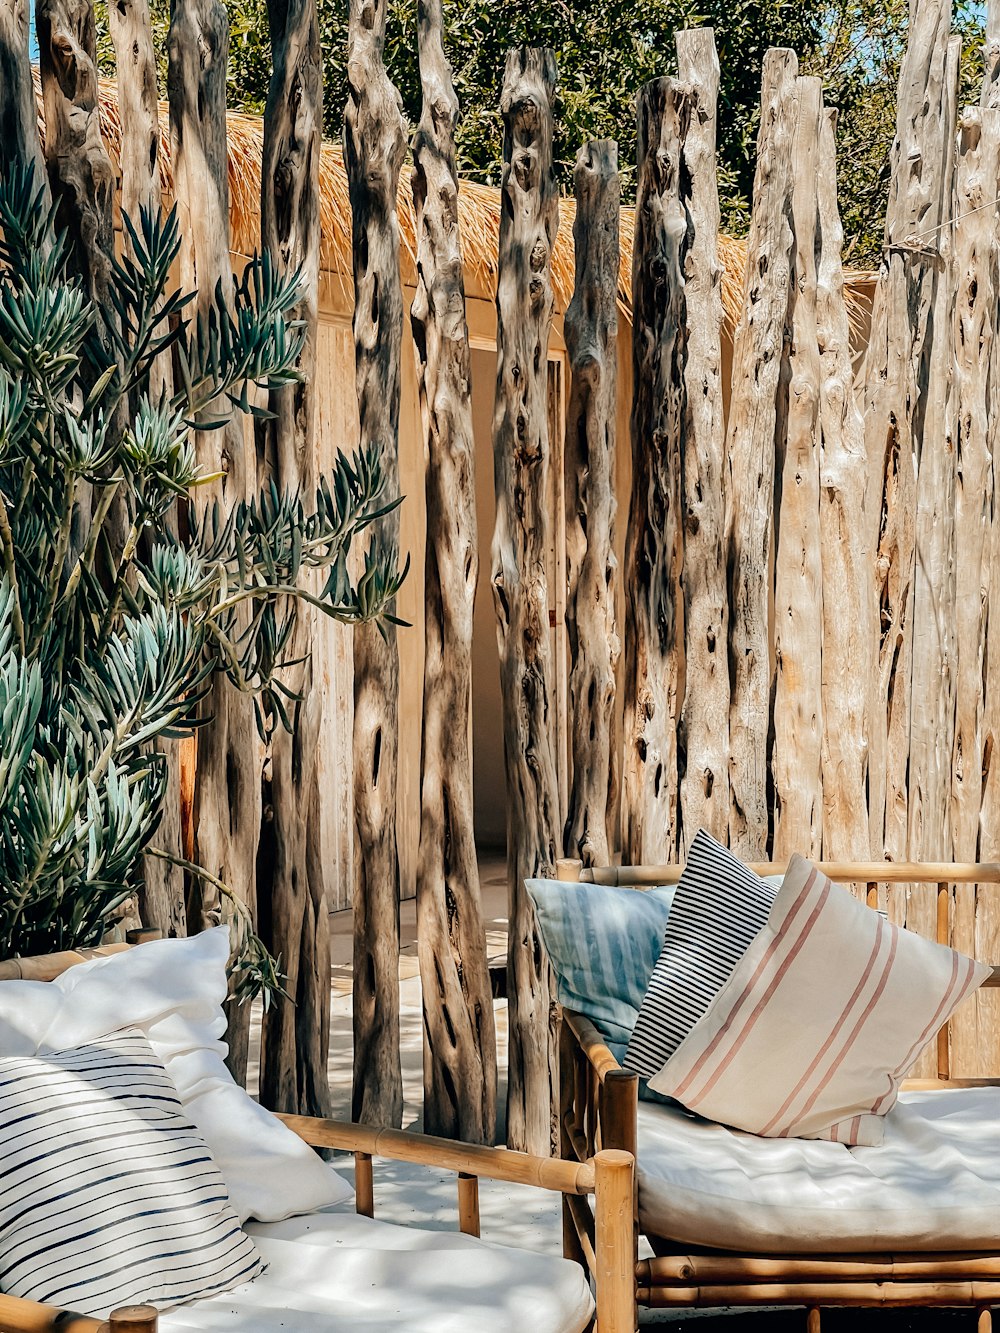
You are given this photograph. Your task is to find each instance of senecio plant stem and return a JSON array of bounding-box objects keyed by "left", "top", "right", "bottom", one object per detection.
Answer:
[{"left": 0, "top": 168, "right": 405, "bottom": 1000}]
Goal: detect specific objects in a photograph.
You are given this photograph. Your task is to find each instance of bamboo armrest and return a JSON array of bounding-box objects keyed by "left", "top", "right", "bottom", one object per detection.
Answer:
[
  {"left": 277, "top": 1113, "right": 598, "bottom": 1195},
  {"left": 0, "top": 1293, "right": 155, "bottom": 1332},
  {"left": 562, "top": 1008, "right": 626, "bottom": 1084},
  {"left": 578, "top": 861, "right": 1000, "bottom": 887}
]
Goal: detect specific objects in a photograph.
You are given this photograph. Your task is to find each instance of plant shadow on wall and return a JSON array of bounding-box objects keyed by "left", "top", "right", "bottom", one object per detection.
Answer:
[{"left": 0, "top": 167, "right": 404, "bottom": 996}]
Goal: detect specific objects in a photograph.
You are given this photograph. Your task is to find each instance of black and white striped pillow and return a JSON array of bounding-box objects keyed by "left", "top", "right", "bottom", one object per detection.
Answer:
[
  {"left": 0, "top": 1028, "right": 263, "bottom": 1318},
  {"left": 625, "top": 829, "right": 778, "bottom": 1080}
]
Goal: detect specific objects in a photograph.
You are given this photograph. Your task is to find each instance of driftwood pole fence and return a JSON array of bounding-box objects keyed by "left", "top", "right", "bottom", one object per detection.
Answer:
[
  {"left": 816, "top": 104, "right": 873, "bottom": 864},
  {"left": 725, "top": 48, "right": 798, "bottom": 860},
  {"left": 491, "top": 45, "right": 562, "bottom": 1156},
  {"left": 411, "top": 0, "right": 497, "bottom": 1144},
  {"left": 0, "top": 0, "right": 47, "bottom": 189},
  {"left": 676, "top": 27, "right": 729, "bottom": 853},
  {"left": 258, "top": 0, "right": 330, "bottom": 1119},
  {"left": 168, "top": 0, "right": 262, "bottom": 1082},
  {"left": 563, "top": 139, "right": 620, "bottom": 869},
  {"left": 622, "top": 76, "right": 687, "bottom": 866},
  {"left": 344, "top": 0, "right": 405, "bottom": 1129},
  {"left": 771, "top": 74, "right": 823, "bottom": 862}
]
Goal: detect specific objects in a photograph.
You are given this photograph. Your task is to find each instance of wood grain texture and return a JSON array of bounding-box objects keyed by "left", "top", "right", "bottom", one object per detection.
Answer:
[
  {"left": 564, "top": 138, "right": 620, "bottom": 868},
  {"left": 168, "top": 0, "right": 260, "bottom": 1082},
  {"left": 950, "top": 106, "right": 999, "bottom": 1076},
  {"left": 36, "top": 0, "right": 115, "bottom": 302},
  {"left": 771, "top": 75, "right": 823, "bottom": 862},
  {"left": 344, "top": 0, "right": 405, "bottom": 1128},
  {"left": 908, "top": 35, "right": 960, "bottom": 870},
  {"left": 861, "top": 0, "right": 953, "bottom": 869},
  {"left": 491, "top": 45, "right": 562, "bottom": 1155},
  {"left": 257, "top": 0, "right": 330, "bottom": 1119},
  {"left": 725, "top": 48, "right": 798, "bottom": 859},
  {"left": 411, "top": 0, "right": 496, "bottom": 1143},
  {"left": 675, "top": 28, "right": 729, "bottom": 852},
  {"left": 109, "top": 0, "right": 184, "bottom": 940},
  {"left": 816, "top": 107, "right": 873, "bottom": 862},
  {"left": 0, "top": 0, "right": 48, "bottom": 192},
  {"left": 622, "top": 76, "right": 688, "bottom": 865}
]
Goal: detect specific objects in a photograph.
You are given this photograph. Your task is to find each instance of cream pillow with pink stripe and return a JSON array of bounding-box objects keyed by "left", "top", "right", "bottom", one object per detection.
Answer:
[{"left": 647, "top": 855, "right": 990, "bottom": 1146}]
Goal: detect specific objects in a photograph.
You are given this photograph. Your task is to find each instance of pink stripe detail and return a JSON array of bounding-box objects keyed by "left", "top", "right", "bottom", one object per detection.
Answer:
[
  {"left": 678, "top": 871, "right": 830, "bottom": 1109},
  {"left": 776, "top": 922, "right": 899, "bottom": 1136},
  {"left": 869, "top": 952, "right": 968, "bottom": 1115},
  {"left": 758, "top": 917, "right": 888, "bottom": 1137}
]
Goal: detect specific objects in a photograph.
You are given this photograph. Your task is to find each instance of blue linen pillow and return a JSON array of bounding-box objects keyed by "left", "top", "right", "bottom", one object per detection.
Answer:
[{"left": 526, "top": 877, "right": 675, "bottom": 1061}]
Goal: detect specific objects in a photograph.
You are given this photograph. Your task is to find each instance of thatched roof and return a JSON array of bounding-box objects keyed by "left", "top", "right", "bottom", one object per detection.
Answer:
[{"left": 46, "top": 77, "right": 875, "bottom": 331}]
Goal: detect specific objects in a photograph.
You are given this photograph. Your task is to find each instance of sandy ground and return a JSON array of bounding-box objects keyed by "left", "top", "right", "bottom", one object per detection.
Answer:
[{"left": 246, "top": 862, "right": 969, "bottom": 1328}]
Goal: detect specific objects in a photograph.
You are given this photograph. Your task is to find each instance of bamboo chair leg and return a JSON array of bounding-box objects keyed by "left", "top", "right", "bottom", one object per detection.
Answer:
[
  {"left": 978, "top": 1307, "right": 993, "bottom": 1333},
  {"left": 457, "top": 1172, "right": 480, "bottom": 1236},
  {"left": 355, "top": 1151, "right": 374, "bottom": 1217},
  {"left": 594, "top": 1150, "right": 636, "bottom": 1332},
  {"left": 806, "top": 1307, "right": 821, "bottom": 1333}
]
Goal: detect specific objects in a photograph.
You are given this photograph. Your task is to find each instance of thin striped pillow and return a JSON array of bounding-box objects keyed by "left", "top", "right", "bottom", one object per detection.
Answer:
[
  {"left": 0, "top": 1028, "right": 264, "bottom": 1317},
  {"left": 647, "top": 855, "right": 991, "bottom": 1145},
  {"left": 625, "top": 829, "right": 778, "bottom": 1079}
]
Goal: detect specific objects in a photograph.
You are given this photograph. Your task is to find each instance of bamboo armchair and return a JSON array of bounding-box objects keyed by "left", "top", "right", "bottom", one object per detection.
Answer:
[
  {"left": 0, "top": 942, "right": 637, "bottom": 1333},
  {"left": 556, "top": 858, "right": 1000, "bottom": 1330}
]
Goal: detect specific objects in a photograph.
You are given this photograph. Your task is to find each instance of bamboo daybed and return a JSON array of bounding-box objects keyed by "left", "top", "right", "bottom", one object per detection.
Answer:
[
  {"left": 0, "top": 943, "right": 637, "bottom": 1333},
  {"left": 555, "top": 858, "right": 1000, "bottom": 1330}
]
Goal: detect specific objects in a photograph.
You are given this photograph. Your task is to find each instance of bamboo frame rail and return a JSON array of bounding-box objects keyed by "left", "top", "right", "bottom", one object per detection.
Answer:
[
  {"left": 0, "top": 1295, "right": 157, "bottom": 1331},
  {"left": 560, "top": 857, "right": 1000, "bottom": 886}
]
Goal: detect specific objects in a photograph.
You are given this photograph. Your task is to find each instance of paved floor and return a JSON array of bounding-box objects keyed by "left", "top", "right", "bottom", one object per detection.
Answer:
[{"left": 249, "top": 861, "right": 976, "bottom": 1328}]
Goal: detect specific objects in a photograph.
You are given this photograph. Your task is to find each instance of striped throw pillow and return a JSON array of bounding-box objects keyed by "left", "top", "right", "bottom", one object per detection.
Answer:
[
  {"left": 0, "top": 1029, "right": 264, "bottom": 1317},
  {"left": 646, "top": 855, "right": 991, "bottom": 1145},
  {"left": 625, "top": 830, "right": 778, "bottom": 1080}
]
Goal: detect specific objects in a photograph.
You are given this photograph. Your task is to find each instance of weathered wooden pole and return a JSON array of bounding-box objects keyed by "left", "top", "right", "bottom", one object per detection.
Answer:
[
  {"left": 948, "top": 103, "right": 999, "bottom": 1073},
  {"left": 816, "top": 105, "right": 873, "bottom": 862},
  {"left": 563, "top": 139, "right": 620, "bottom": 869},
  {"left": 622, "top": 77, "right": 688, "bottom": 866},
  {"left": 861, "top": 0, "right": 953, "bottom": 866},
  {"left": 0, "top": 0, "right": 48, "bottom": 190},
  {"left": 908, "top": 35, "right": 961, "bottom": 880},
  {"left": 491, "top": 46, "right": 561, "bottom": 1155},
  {"left": 168, "top": 0, "right": 261, "bottom": 1080},
  {"left": 257, "top": 0, "right": 330, "bottom": 1119},
  {"left": 675, "top": 28, "right": 729, "bottom": 852},
  {"left": 36, "top": 0, "right": 115, "bottom": 302},
  {"left": 411, "top": 0, "right": 497, "bottom": 1144},
  {"left": 771, "top": 75, "right": 823, "bottom": 861},
  {"left": 344, "top": 0, "right": 405, "bottom": 1128},
  {"left": 951, "top": 105, "right": 997, "bottom": 869},
  {"left": 109, "top": 0, "right": 185, "bottom": 941},
  {"left": 725, "top": 48, "right": 798, "bottom": 859}
]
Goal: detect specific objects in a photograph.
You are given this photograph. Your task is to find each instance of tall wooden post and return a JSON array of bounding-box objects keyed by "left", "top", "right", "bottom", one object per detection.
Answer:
[
  {"left": 771, "top": 76, "right": 823, "bottom": 861},
  {"left": 168, "top": 0, "right": 261, "bottom": 1081},
  {"left": 344, "top": 0, "right": 405, "bottom": 1128},
  {"left": 725, "top": 49, "right": 798, "bottom": 859},
  {"left": 861, "top": 0, "right": 953, "bottom": 866},
  {"left": 622, "top": 77, "right": 688, "bottom": 866},
  {"left": 36, "top": 0, "right": 115, "bottom": 303},
  {"left": 817, "top": 106, "right": 873, "bottom": 861},
  {"left": 675, "top": 28, "right": 728, "bottom": 852},
  {"left": 411, "top": 0, "right": 497, "bottom": 1144},
  {"left": 492, "top": 46, "right": 561, "bottom": 1155},
  {"left": 0, "top": 0, "right": 48, "bottom": 191},
  {"left": 257, "top": 0, "right": 330, "bottom": 1119},
  {"left": 908, "top": 35, "right": 960, "bottom": 876},
  {"left": 564, "top": 139, "right": 620, "bottom": 869},
  {"left": 948, "top": 104, "right": 999, "bottom": 1073},
  {"left": 110, "top": 0, "right": 185, "bottom": 940}
]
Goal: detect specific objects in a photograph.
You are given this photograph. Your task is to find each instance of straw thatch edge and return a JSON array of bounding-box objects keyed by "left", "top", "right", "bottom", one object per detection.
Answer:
[{"left": 32, "top": 72, "right": 875, "bottom": 332}]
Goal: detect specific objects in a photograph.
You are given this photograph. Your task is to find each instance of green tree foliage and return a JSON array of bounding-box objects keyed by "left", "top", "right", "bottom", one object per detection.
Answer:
[{"left": 0, "top": 168, "right": 402, "bottom": 979}]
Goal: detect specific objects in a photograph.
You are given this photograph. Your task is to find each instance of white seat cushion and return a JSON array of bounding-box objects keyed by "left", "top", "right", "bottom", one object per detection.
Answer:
[
  {"left": 158, "top": 1208, "right": 595, "bottom": 1333},
  {"left": 637, "top": 1086, "right": 1000, "bottom": 1253}
]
